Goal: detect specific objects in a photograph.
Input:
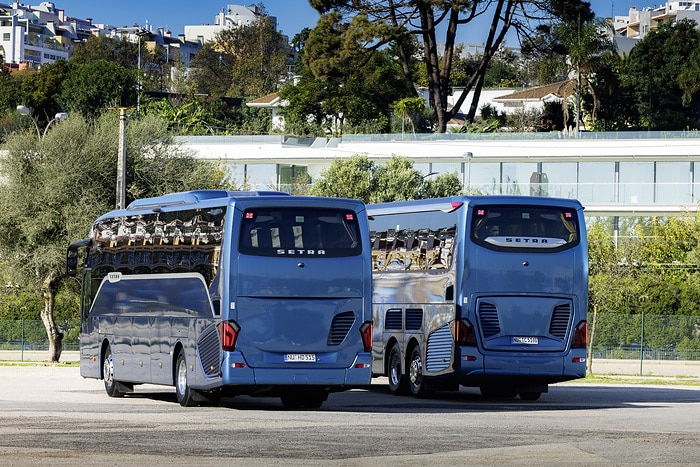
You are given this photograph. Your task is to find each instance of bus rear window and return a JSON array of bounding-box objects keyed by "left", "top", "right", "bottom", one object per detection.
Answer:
[
  {"left": 471, "top": 205, "right": 579, "bottom": 252},
  {"left": 239, "top": 207, "right": 362, "bottom": 257}
]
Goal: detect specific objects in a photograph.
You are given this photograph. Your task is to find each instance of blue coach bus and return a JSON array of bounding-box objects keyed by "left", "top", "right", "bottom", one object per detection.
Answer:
[
  {"left": 368, "top": 196, "right": 588, "bottom": 400},
  {"left": 67, "top": 190, "right": 373, "bottom": 408}
]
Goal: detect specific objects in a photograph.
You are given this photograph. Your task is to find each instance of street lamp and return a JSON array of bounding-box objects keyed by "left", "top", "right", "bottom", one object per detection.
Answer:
[{"left": 16, "top": 105, "right": 68, "bottom": 138}]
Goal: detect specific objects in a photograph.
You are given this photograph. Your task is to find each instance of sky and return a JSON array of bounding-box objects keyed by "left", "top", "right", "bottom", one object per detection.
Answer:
[{"left": 51, "top": 0, "right": 649, "bottom": 46}]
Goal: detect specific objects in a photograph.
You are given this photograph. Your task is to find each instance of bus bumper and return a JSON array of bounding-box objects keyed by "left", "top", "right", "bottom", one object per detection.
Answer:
[
  {"left": 220, "top": 351, "right": 372, "bottom": 387},
  {"left": 456, "top": 347, "right": 587, "bottom": 383}
]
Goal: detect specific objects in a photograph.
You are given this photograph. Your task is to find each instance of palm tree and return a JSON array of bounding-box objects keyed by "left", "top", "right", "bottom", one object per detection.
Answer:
[
  {"left": 393, "top": 97, "right": 426, "bottom": 136},
  {"left": 557, "top": 18, "right": 616, "bottom": 130}
]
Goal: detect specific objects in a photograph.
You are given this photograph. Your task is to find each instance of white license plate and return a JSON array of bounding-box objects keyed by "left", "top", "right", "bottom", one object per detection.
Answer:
[
  {"left": 284, "top": 353, "right": 316, "bottom": 362},
  {"left": 512, "top": 336, "right": 539, "bottom": 345}
]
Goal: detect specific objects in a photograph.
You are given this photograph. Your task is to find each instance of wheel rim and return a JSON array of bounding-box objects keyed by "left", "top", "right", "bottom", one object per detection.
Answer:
[
  {"left": 389, "top": 351, "right": 401, "bottom": 388},
  {"left": 176, "top": 357, "right": 188, "bottom": 396},
  {"left": 103, "top": 352, "right": 114, "bottom": 386},
  {"left": 409, "top": 350, "right": 422, "bottom": 390}
]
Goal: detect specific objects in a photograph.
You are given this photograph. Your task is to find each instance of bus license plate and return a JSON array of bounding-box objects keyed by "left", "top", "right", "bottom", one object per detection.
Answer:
[
  {"left": 512, "top": 337, "right": 538, "bottom": 345},
  {"left": 284, "top": 353, "right": 316, "bottom": 362}
]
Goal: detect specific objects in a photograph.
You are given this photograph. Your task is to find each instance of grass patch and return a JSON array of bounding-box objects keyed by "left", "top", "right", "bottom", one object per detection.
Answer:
[
  {"left": 580, "top": 373, "right": 700, "bottom": 386},
  {"left": 0, "top": 360, "right": 79, "bottom": 367}
]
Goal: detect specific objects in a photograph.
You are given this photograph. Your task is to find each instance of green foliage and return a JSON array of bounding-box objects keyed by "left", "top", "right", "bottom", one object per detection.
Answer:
[
  {"left": 9, "top": 60, "right": 71, "bottom": 129},
  {"left": 624, "top": 19, "right": 700, "bottom": 130},
  {"left": 308, "top": 1, "right": 593, "bottom": 131},
  {"left": 70, "top": 36, "right": 141, "bottom": 69},
  {"left": 0, "top": 113, "right": 231, "bottom": 355},
  {"left": 393, "top": 97, "right": 426, "bottom": 135},
  {"left": 592, "top": 312, "right": 700, "bottom": 351},
  {"left": 59, "top": 60, "right": 137, "bottom": 120},
  {"left": 282, "top": 11, "right": 409, "bottom": 136},
  {"left": 187, "top": 41, "right": 234, "bottom": 97},
  {"left": 421, "top": 173, "right": 463, "bottom": 198},
  {"left": 309, "top": 154, "right": 375, "bottom": 201},
  {"left": 588, "top": 214, "right": 700, "bottom": 350},
  {"left": 483, "top": 48, "right": 521, "bottom": 88},
  {"left": 309, "top": 154, "right": 461, "bottom": 203},
  {"left": 189, "top": 16, "right": 289, "bottom": 99}
]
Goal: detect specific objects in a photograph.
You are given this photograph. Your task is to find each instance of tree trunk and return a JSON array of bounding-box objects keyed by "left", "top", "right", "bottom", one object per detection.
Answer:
[{"left": 41, "top": 269, "right": 63, "bottom": 363}]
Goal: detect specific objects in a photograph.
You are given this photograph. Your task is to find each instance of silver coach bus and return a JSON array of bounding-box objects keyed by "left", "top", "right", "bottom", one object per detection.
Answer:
[
  {"left": 67, "top": 190, "right": 373, "bottom": 408},
  {"left": 368, "top": 195, "right": 588, "bottom": 400}
]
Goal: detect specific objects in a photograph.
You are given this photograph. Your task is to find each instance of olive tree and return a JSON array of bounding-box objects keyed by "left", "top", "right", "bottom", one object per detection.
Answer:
[{"left": 0, "top": 112, "right": 231, "bottom": 362}]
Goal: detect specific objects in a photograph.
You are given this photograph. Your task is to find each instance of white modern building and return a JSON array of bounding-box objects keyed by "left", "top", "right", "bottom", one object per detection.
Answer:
[
  {"left": 178, "top": 131, "right": 700, "bottom": 223},
  {"left": 184, "top": 4, "right": 277, "bottom": 44},
  {"left": 614, "top": 1, "right": 700, "bottom": 42},
  {"left": 0, "top": 1, "right": 76, "bottom": 67}
]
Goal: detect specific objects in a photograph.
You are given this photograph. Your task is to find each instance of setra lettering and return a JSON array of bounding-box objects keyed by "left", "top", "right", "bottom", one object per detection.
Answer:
[
  {"left": 505, "top": 238, "right": 549, "bottom": 244},
  {"left": 276, "top": 249, "right": 326, "bottom": 255}
]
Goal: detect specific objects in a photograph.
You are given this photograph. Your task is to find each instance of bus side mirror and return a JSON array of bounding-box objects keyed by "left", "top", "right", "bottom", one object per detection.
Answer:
[
  {"left": 66, "top": 249, "right": 78, "bottom": 277},
  {"left": 66, "top": 238, "right": 91, "bottom": 277}
]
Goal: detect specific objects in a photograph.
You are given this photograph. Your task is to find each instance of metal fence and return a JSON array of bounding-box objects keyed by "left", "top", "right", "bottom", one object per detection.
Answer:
[
  {"left": 1, "top": 313, "right": 699, "bottom": 359},
  {"left": 0, "top": 319, "right": 79, "bottom": 352},
  {"left": 589, "top": 312, "right": 700, "bottom": 361}
]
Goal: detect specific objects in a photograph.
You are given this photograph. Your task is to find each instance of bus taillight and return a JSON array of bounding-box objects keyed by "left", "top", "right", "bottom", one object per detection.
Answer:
[
  {"left": 572, "top": 320, "right": 588, "bottom": 349},
  {"left": 359, "top": 321, "right": 373, "bottom": 352},
  {"left": 452, "top": 319, "right": 477, "bottom": 346},
  {"left": 218, "top": 320, "right": 241, "bottom": 352}
]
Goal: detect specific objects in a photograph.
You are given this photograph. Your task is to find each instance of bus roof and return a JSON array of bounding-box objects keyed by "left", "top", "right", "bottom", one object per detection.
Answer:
[
  {"left": 94, "top": 190, "right": 289, "bottom": 220},
  {"left": 126, "top": 190, "right": 287, "bottom": 210},
  {"left": 367, "top": 195, "right": 584, "bottom": 216},
  {"left": 94, "top": 190, "right": 367, "bottom": 221}
]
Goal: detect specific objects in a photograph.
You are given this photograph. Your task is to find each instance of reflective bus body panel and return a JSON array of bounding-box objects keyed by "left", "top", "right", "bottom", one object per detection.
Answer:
[
  {"left": 368, "top": 195, "right": 587, "bottom": 394},
  {"left": 73, "top": 191, "right": 372, "bottom": 402}
]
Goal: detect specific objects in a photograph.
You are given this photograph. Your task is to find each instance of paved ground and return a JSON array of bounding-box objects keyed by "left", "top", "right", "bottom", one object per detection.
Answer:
[
  {"left": 0, "top": 365, "right": 699, "bottom": 465},
  {"left": 3, "top": 350, "right": 699, "bottom": 378}
]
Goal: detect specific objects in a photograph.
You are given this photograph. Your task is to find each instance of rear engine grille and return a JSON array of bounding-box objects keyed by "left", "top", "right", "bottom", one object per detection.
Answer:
[
  {"left": 197, "top": 324, "right": 221, "bottom": 378},
  {"left": 478, "top": 302, "right": 501, "bottom": 338},
  {"left": 426, "top": 324, "right": 452, "bottom": 372},
  {"left": 327, "top": 311, "right": 356, "bottom": 345},
  {"left": 549, "top": 304, "right": 572, "bottom": 339}
]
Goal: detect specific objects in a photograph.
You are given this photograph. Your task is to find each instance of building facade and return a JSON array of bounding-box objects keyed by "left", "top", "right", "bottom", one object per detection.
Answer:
[{"left": 178, "top": 131, "right": 700, "bottom": 224}]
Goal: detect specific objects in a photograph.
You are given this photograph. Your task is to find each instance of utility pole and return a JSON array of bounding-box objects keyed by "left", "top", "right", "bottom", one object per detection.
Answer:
[{"left": 116, "top": 108, "right": 127, "bottom": 209}]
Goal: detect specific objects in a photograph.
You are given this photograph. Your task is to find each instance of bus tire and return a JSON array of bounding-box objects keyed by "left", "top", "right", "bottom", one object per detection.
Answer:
[
  {"left": 387, "top": 345, "right": 409, "bottom": 395},
  {"left": 175, "top": 351, "right": 198, "bottom": 407},
  {"left": 408, "top": 346, "right": 427, "bottom": 397},
  {"left": 103, "top": 345, "right": 129, "bottom": 398},
  {"left": 519, "top": 391, "right": 542, "bottom": 401}
]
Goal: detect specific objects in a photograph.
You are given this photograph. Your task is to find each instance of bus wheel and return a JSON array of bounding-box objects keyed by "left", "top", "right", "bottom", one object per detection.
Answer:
[
  {"left": 103, "top": 346, "right": 129, "bottom": 398},
  {"left": 175, "top": 352, "right": 197, "bottom": 407},
  {"left": 388, "top": 346, "right": 408, "bottom": 395},
  {"left": 408, "top": 346, "right": 427, "bottom": 397},
  {"left": 519, "top": 391, "right": 542, "bottom": 401}
]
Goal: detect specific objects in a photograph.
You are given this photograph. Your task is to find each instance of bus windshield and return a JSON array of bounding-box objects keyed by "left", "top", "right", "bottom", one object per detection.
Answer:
[
  {"left": 471, "top": 204, "right": 579, "bottom": 252},
  {"left": 239, "top": 207, "right": 362, "bottom": 257}
]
